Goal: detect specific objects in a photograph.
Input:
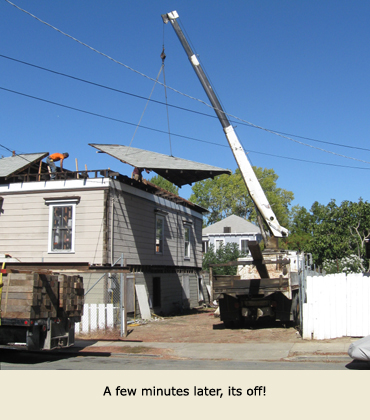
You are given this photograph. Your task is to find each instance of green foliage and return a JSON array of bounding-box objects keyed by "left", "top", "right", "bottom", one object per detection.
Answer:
[
  {"left": 190, "top": 167, "right": 294, "bottom": 228},
  {"left": 149, "top": 175, "right": 179, "bottom": 195},
  {"left": 286, "top": 199, "right": 370, "bottom": 270},
  {"left": 202, "top": 242, "right": 247, "bottom": 275}
]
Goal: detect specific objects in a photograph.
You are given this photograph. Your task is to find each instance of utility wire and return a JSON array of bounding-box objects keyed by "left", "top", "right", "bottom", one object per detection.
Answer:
[
  {"left": 2, "top": 53, "right": 370, "bottom": 156},
  {"left": 5, "top": 0, "right": 370, "bottom": 164},
  {"left": 1, "top": 85, "right": 369, "bottom": 171},
  {"left": 0, "top": 143, "right": 36, "bottom": 163},
  {"left": 0, "top": 54, "right": 217, "bottom": 120}
]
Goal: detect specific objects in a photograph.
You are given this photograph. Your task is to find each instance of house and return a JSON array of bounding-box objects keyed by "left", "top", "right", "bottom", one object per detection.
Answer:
[
  {"left": 202, "top": 214, "right": 262, "bottom": 254},
  {"left": 0, "top": 147, "right": 230, "bottom": 316}
]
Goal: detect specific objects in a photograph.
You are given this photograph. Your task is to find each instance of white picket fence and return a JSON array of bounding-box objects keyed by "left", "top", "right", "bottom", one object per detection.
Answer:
[
  {"left": 75, "top": 303, "right": 117, "bottom": 334},
  {"left": 303, "top": 273, "right": 370, "bottom": 340}
]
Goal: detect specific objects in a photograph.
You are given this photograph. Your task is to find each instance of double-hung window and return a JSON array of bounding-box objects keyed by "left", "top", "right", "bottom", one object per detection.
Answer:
[
  {"left": 240, "top": 239, "right": 249, "bottom": 254},
  {"left": 45, "top": 198, "right": 78, "bottom": 253},
  {"left": 184, "top": 225, "right": 191, "bottom": 259}
]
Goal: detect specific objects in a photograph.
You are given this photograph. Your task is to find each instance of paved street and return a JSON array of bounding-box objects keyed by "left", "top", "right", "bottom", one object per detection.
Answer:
[
  {"left": 1, "top": 310, "right": 367, "bottom": 370},
  {"left": 0, "top": 347, "right": 362, "bottom": 370}
]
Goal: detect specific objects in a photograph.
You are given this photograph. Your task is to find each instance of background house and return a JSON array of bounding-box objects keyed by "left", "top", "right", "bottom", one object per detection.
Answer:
[{"left": 202, "top": 214, "right": 262, "bottom": 254}]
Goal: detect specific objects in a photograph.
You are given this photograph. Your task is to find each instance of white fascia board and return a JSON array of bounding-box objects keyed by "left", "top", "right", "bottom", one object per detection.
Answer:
[
  {"left": 0, "top": 178, "right": 203, "bottom": 220},
  {"left": 111, "top": 179, "right": 203, "bottom": 220},
  {"left": 0, "top": 178, "right": 110, "bottom": 194}
]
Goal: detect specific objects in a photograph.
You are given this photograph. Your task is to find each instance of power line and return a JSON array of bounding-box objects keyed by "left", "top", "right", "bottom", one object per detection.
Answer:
[
  {"left": 247, "top": 150, "right": 370, "bottom": 170},
  {"left": 0, "top": 54, "right": 217, "bottom": 121},
  {"left": 5, "top": 0, "right": 370, "bottom": 164},
  {"left": 1, "top": 85, "right": 369, "bottom": 171},
  {"left": 0, "top": 143, "right": 35, "bottom": 163},
  {"left": 2, "top": 53, "right": 370, "bottom": 156},
  {"left": 0, "top": 86, "right": 216, "bottom": 143}
]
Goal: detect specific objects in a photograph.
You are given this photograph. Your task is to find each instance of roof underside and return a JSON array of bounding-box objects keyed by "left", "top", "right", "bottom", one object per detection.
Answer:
[
  {"left": 0, "top": 153, "right": 48, "bottom": 178},
  {"left": 89, "top": 144, "right": 231, "bottom": 187}
]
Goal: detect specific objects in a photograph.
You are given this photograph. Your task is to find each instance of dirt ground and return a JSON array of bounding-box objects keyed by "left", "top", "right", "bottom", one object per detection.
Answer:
[{"left": 77, "top": 307, "right": 302, "bottom": 344}]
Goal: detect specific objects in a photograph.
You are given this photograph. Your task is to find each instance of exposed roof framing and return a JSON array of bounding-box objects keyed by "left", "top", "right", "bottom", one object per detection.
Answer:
[
  {"left": 116, "top": 174, "right": 208, "bottom": 213},
  {"left": 89, "top": 143, "right": 231, "bottom": 187},
  {"left": 0, "top": 152, "right": 48, "bottom": 179}
]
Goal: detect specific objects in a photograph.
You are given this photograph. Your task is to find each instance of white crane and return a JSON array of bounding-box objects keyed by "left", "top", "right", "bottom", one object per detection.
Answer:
[{"left": 162, "top": 11, "right": 289, "bottom": 245}]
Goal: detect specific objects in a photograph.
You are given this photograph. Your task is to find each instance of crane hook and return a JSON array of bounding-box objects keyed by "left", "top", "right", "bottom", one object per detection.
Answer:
[{"left": 160, "top": 47, "right": 166, "bottom": 63}]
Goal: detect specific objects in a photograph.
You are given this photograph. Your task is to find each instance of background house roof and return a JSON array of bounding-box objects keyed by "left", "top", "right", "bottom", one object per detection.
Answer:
[
  {"left": 202, "top": 215, "right": 261, "bottom": 235},
  {"left": 0, "top": 153, "right": 48, "bottom": 179},
  {"left": 90, "top": 144, "right": 231, "bottom": 187}
]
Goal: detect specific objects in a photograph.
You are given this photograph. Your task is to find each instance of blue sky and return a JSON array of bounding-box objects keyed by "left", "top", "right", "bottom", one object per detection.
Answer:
[{"left": 1, "top": 0, "right": 370, "bottom": 213}]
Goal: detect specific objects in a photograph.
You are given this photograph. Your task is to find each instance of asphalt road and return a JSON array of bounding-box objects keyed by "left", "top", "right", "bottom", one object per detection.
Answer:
[{"left": 0, "top": 348, "right": 366, "bottom": 370}]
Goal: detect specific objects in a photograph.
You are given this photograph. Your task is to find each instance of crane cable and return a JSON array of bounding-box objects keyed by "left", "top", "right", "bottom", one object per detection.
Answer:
[
  {"left": 128, "top": 64, "right": 163, "bottom": 148},
  {"left": 161, "top": 47, "right": 173, "bottom": 157}
]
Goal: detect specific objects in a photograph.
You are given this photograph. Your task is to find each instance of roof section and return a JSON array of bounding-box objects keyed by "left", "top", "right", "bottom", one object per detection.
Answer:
[
  {"left": 203, "top": 215, "right": 261, "bottom": 235},
  {"left": 89, "top": 144, "right": 231, "bottom": 187},
  {"left": 0, "top": 153, "right": 48, "bottom": 179}
]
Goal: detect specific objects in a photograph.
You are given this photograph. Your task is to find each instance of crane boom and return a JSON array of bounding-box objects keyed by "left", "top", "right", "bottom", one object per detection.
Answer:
[{"left": 162, "top": 11, "right": 288, "bottom": 239}]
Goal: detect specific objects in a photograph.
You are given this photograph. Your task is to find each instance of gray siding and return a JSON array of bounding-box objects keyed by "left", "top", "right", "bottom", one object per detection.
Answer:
[
  {"left": 0, "top": 189, "right": 107, "bottom": 264},
  {"left": 108, "top": 182, "right": 203, "bottom": 269}
]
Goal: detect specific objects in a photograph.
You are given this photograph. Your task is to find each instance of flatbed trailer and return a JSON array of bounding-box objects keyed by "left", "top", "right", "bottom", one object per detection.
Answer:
[{"left": 0, "top": 269, "right": 83, "bottom": 350}]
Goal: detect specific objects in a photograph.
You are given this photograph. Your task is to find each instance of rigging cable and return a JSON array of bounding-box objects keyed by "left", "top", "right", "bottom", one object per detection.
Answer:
[
  {"left": 128, "top": 64, "right": 163, "bottom": 148},
  {"left": 161, "top": 44, "right": 173, "bottom": 156}
]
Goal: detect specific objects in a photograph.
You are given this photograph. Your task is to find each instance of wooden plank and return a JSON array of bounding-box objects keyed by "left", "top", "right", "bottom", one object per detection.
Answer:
[{"left": 135, "top": 284, "right": 151, "bottom": 320}]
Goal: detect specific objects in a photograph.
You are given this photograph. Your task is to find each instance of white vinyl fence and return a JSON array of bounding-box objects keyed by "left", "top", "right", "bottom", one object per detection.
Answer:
[
  {"left": 75, "top": 303, "right": 116, "bottom": 334},
  {"left": 303, "top": 273, "right": 370, "bottom": 340}
]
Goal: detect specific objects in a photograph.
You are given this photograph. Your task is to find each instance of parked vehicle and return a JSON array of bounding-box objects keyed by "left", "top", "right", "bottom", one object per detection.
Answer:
[
  {"left": 348, "top": 335, "right": 370, "bottom": 361},
  {"left": 162, "top": 11, "right": 306, "bottom": 327},
  {"left": 0, "top": 260, "right": 83, "bottom": 350}
]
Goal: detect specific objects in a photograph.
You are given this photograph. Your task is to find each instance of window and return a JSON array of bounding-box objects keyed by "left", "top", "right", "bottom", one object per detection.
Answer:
[
  {"left": 45, "top": 198, "right": 78, "bottom": 253},
  {"left": 184, "top": 225, "right": 191, "bottom": 259},
  {"left": 155, "top": 215, "right": 164, "bottom": 254},
  {"left": 240, "top": 239, "right": 249, "bottom": 254}
]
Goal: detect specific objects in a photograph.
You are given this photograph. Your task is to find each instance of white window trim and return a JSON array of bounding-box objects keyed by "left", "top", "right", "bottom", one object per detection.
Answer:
[
  {"left": 202, "top": 239, "right": 209, "bottom": 254},
  {"left": 45, "top": 199, "right": 78, "bottom": 254},
  {"left": 155, "top": 214, "right": 165, "bottom": 255},
  {"left": 215, "top": 239, "right": 225, "bottom": 250}
]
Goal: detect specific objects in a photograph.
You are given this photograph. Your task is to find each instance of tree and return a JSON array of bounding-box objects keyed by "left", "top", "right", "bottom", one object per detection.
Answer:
[
  {"left": 148, "top": 174, "right": 179, "bottom": 195},
  {"left": 190, "top": 167, "right": 294, "bottom": 228},
  {"left": 286, "top": 199, "right": 370, "bottom": 270},
  {"left": 202, "top": 243, "right": 247, "bottom": 275},
  {"left": 285, "top": 205, "right": 313, "bottom": 251}
]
